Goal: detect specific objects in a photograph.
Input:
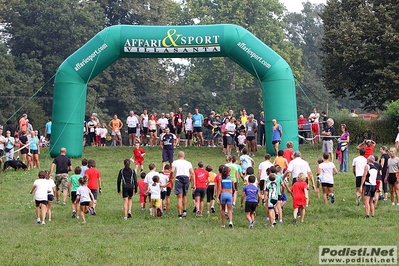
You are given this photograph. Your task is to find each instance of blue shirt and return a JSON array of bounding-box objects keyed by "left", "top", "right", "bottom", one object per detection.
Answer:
[
  {"left": 221, "top": 177, "right": 232, "bottom": 189},
  {"left": 192, "top": 113, "right": 204, "bottom": 128},
  {"left": 272, "top": 124, "right": 282, "bottom": 141},
  {"left": 30, "top": 137, "right": 39, "bottom": 150},
  {"left": 242, "top": 184, "right": 259, "bottom": 202},
  {"left": 46, "top": 121, "right": 52, "bottom": 134}
]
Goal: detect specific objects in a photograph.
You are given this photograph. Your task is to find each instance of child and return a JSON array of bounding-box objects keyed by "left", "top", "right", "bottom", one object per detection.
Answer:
[
  {"left": 244, "top": 167, "right": 256, "bottom": 186},
  {"left": 30, "top": 171, "right": 49, "bottom": 225},
  {"left": 132, "top": 142, "right": 145, "bottom": 173},
  {"left": 138, "top": 171, "right": 147, "bottom": 211},
  {"left": 315, "top": 157, "right": 323, "bottom": 199},
  {"left": 75, "top": 175, "right": 94, "bottom": 224},
  {"left": 240, "top": 175, "right": 260, "bottom": 229},
  {"left": 217, "top": 165, "right": 235, "bottom": 228},
  {"left": 163, "top": 164, "right": 173, "bottom": 211},
  {"left": 289, "top": 173, "right": 309, "bottom": 223},
  {"left": 45, "top": 170, "right": 56, "bottom": 222},
  {"left": 206, "top": 165, "right": 216, "bottom": 214},
  {"left": 273, "top": 150, "right": 288, "bottom": 170},
  {"left": 274, "top": 166, "right": 284, "bottom": 224},
  {"left": 158, "top": 171, "right": 169, "bottom": 212},
  {"left": 265, "top": 173, "right": 279, "bottom": 227},
  {"left": 80, "top": 158, "right": 88, "bottom": 177},
  {"left": 95, "top": 125, "right": 101, "bottom": 146},
  {"left": 240, "top": 148, "right": 254, "bottom": 176},
  {"left": 100, "top": 123, "right": 108, "bottom": 147},
  {"left": 147, "top": 175, "right": 168, "bottom": 217},
  {"left": 68, "top": 166, "right": 82, "bottom": 219},
  {"left": 237, "top": 130, "right": 246, "bottom": 155}
]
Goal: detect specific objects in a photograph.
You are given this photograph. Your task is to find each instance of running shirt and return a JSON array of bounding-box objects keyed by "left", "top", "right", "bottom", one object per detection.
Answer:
[
  {"left": 110, "top": 119, "right": 122, "bottom": 133},
  {"left": 69, "top": 174, "right": 80, "bottom": 192},
  {"left": 267, "top": 174, "right": 283, "bottom": 196},
  {"left": 138, "top": 179, "right": 146, "bottom": 194},
  {"left": 192, "top": 113, "right": 204, "bottom": 128},
  {"left": 33, "top": 179, "right": 49, "bottom": 201},
  {"left": 208, "top": 172, "right": 216, "bottom": 185},
  {"left": 319, "top": 161, "right": 336, "bottom": 184},
  {"left": 242, "top": 184, "right": 258, "bottom": 202},
  {"left": 240, "top": 154, "right": 253, "bottom": 173},
  {"left": 46, "top": 178, "right": 56, "bottom": 196},
  {"left": 148, "top": 120, "right": 157, "bottom": 130},
  {"left": 194, "top": 168, "right": 209, "bottom": 189},
  {"left": 149, "top": 183, "right": 162, "bottom": 199},
  {"left": 272, "top": 124, "right": 282, "bottom": 141},
  {"left": 225, "top": 163, "right": 238, "bottom": 183},
  {"left": 29, "top": 137, "right": 39, "bottom": 151},
  {"left": 133, "top": 147, "right": 145, "bottom": 162},
  {"left": 76, "top": 185, "right": 92, "bottom": 203},
  {"left": 141, "top": 114, "right": 148, "bottom": 127},
  {"left": 161, "top": 133, "right": 176, "bottom": 150},
  {"left": 185, "top": 118, "right": 193, "bottom": 131},
  {"left": 158, "top": 118, "right": 169, "bottom": 130},
  {"left": 126, "top": 116, "right": 139, "bottom": 128},
  {"left": 221, "top": 177, "right": 233, "bottom": 189},
  {"left": 266, "top": 181, "right": 278, "bottom": 201},
  {"left": 86, "top": 168, "right": 101, "bottom": 190},
  {"left": 246, "top": 120, "right": 257, "bottom": 137},
  {"left": 387, "top": 157, "right": 399, "bottom": 173},
  {"left": 175, "top": 112, "right": 184, "bottom": 126},
  {"left": 352, "top": 155, "right": 367, "bottom": 176},
  {"left": 258, "top": 161, "right": 273, "bottom": 180},
  {"left": 172, "top": 159, "right": 193, "bottom": 176},
  {"left": 365, "top": 163, "right": 377, "bottom": 185}
]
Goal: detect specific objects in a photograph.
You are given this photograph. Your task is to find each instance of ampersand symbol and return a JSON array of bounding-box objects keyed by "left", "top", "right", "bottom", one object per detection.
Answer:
[{"left": 162, "top": 29, "right": 182, "bottom": 48}]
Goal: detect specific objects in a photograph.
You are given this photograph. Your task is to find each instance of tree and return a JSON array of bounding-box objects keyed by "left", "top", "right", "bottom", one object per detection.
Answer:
[{"left": 321, "top": 0, "right": 399, "bottom": 110}]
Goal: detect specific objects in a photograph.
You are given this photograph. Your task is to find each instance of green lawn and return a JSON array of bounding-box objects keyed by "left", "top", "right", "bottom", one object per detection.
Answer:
[{"left": 0, "top": 145, "right": 397, "bottom": 266}]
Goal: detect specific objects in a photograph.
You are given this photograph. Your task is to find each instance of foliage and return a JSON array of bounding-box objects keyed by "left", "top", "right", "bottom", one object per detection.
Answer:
[
  {"left": 384, "top": 100, "right": 399, "bottom": 126},
  {"left": 0, "top": 146, "right": 398, "bottom": 265},
  {"left": 321, "top": 0, "right": 399, "bottom": 110}
]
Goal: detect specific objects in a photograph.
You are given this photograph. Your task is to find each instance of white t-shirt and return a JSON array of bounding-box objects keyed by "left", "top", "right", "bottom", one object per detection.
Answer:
[
  {"left": 185, "top": 118, "right": 193, "bottom": 131},
  {"left": 144, "top": 171, "right": 160, "bottom": 187},
  {"left": 33, "top": 179, "right": 49, "bottom": 201},
  {"left": 158, "top": 118, "right": 169, "bottom": 130},
  {"left": 237, "top": 135, "right": 246, "bottom": 145},
  {"left": 126, "top": 115, "right": 139, "bottom": 128},
  {"left": 287, "top": 157, "right": 312, "bottom": 179},
  {"left": 319, "top": 161, "right": 336, "bottom": 184},
  {"left": 352, "top": 156, "right": 367, "bottom": 177},
  {"left": 46, "top": 179, "right": 56, "bottom": 196},
  {"left": 258, "top": 160, "right": 273, "bottom": 180},
  {"left": 159, "top": 173, "right": 169, "bottom": 192},
  {"left": 100, "top": 128, "right": 108, "bottom": 138},
  {"left": 149, "top": 183, "right": 162, "bottom": 199},
  {"left": 173, "top": 159, "right": 193, "bottom": 176},
  {"left": 365, "top": 164, "right": 377, "bottom": 185},
  {"left": 0, "top": 136, "right": 5, "bottom": 150},
  {"left": 76, "top": 185, "right": 92, "bottom": 203}
]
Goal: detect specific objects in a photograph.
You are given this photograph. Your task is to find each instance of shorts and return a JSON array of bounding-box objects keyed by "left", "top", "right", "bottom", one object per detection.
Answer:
[
  {"left": 35, "top": 200, "right": 48, "bottom": 207},
  {"left": 135, "top": 159, "right": 144, "bottom": 166},
  {"left": 174, "top": 175, "right": 190, "bottom": 195},
  {"left": 259, "top": 180, "right": 266, "bottom": 191},
  {"left": 140, "top": 193, "right": 147, "bottom": 204},
  {"left": 185, "top": 131, "right": 192, "bottom": 139},
  {"left": 293, "top": 202, "right": 305, "bottom": 209},
  {"left": 122, "top": 186, "right": 134, "bottom": 198},
  {"left": 166, "top": 187, "right": 172, "bottom": 197},
  {"left": 21, "top": 148, "right": 28, "bottom": 154},
  {"left": 149, "top": 129, "right": 156, "bottom": 133},
  {"left": 356, "top": 176, "right": 362, "bottom": 188},
  {"left": 47, "top": 194, "right": 54, "bottom": 202},
  {"left": 194, "top": 188, "right": 206, "bottom": 198},
  {"left": 322, "top": 140, "right": 333, "bottom": 153},
  {"left": 268, "top": 198, "right": 278, "bottom": 209},
  {"left": 246, "top": 136, "right": 255, "bottom": 141},
  {"left": 226, "top": 135, "right": 234, "bottom": 145},
  {"left": 128, "top": 127, "right": 137, "bottom": 134},
  {"left": 238, "top": 144, "right": 245, "bottom": 151},
  {"left": 194, "top": 127, "right": 202, "bottom": 133},
  {"left": 101, "top": 138, "right": 106, "bottom": 144},
  {"left": 220, "top": 192, "right": 233, "bottom": 205},
  {"left": 91, "top": 189, "right": 98, "bottom": 200},
  {"left": 206, "top": 185, "right": 215, "bottom": 202},
  {"left": 176, "top": 126, "right": 182, "bottom": 135},
  {"left": 111, "top": 131, "right": 121, "bottom": 136},
  {"left": 321, "top": 182, "right": 334, "bottom": 188},
  {"left": 142, "top": 127, "right": 148, "bottom": 135},
  {"left": 161, "top": 191, "right": 166, "bottom": 200},
  {"left": 245, "top": 201, "right": 257, "bottom": 212},
  {"left": 272, "top": 140, "right": 281, "bottom": 145},
  {"left": 55, "top": 173, "right": 69, "bottom": 192},
  {"left": 311, "top": 123, "right": 319, "bottom": 134},
  {"left": 281, "top": 193, "right": 287, "bottom": 203},
  {"left": 80, "top": 201, "right": 90, "bottom": 206},
  {"left": 31, "top": 150, "right": 38, "bottom": 155},
  {"left": 388, "top": 173, "right": 397, "bottom": 185},
  {"left": 363, "top": 184, "right": 376, "bottom": 197},
  {"left": 151, "top": 199, "right": 161, "bottom": 208},
  {"left": 71, "top": 191, "right": 77, "bottom": 203},
  {"left": 162, "top": 149, "right": 174, "bottom": 164}
]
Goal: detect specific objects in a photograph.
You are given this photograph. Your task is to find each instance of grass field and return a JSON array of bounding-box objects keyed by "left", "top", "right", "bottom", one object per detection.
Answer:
[{"left": 0, "top": 144, "right": 398, "bottom": 266}]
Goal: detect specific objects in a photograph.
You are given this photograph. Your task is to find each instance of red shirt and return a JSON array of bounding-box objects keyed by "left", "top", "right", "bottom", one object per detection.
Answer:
[
  {"left": 298, "top": 118, "right": 307, "bottom": 129},
  {"left": 86, "top": 168, "right": 101, "bottom": 190},
  {"left": 364, "top": 145, "right": 375, "bottom": 159},
  {"left": 133, "top": 147, "right": 145, "bottom": 162},
  {"left": 164, "top": 170, "right": 173, "bottom": 189},
  {"left": 214, "top": 173, "right": 222, "bottom": 196},
  {"left": 290, "top": 181, "right": 308, "bottom": 207},
  {"left": 194, "top": 168, "right": 209, "bottom": 189},
  {"left": 138, "top": 179, "right": 146, "bottom": 195},
  {"left": 283, "top": 148, "right": 294, "bottom": 164}
]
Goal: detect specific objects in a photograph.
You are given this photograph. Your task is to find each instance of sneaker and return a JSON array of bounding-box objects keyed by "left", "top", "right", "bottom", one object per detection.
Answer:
[
  {"left": 228, "top": 222, "right": 234, "bottom": 229},
  {"left": 330, "top": 193, "right": 335, "bottom": 204},
  {"left": 207, "top": 211, "right": 210, "bottom": 214},
  {"left": 357, "top": 195, "right": 361, "bottom": 206},
  {"left": 264, "top": 217, "right": 270, "bottom": 221},
  {"left": 275, "top": 212, "right": 279, "bottom": 220},
  {"left": 41, "top": 221, "right": 45, "bottom": 225},
  {"left": 297, "top": 208, "right": 302, "bottom": 217},
  {"left": 249, "top": 220, "right": 254, "bottom": 229},
  {"left": 232, "top": 204, "right": 236, "bottom": 209},
  {"left": 82, "top": 221, "right": 86, "bottom": 224},
  {"left": 211, "top": 206, "right": 215, "bottom": 213},
  {"left": 48, "top": 219, "right": 51, "bottom": 222},
  {"left": 182, "top": 212, "right": 187, "bottom": 217},
  {"left": 76, "top": 216, "right": 80, "bottom": 219},
  {"left": 193, "top": 207, "right": 197, "bottom": 213},
  {"left": 293, "top": 218, "right": 297, "bottom": 224},
  {"left": 270, "top": 225, "right": 274, "bottom": 228},
  {"left": 141, "top": 208, "right": 145, "bottom": 212},
  {"left": 62, "top": 202, "right": 66, "bottom": 206},
  {"left": 221, "top": 225, "right": 225, "bottom": 228},
  {"left": 128, "top": 212, "right": 132, "bottom": 218},
  {"left": 397, "top": 203, "right": 399, "bottom": 206},
  {"left": 72, "top": 211, "right": 76, "bottom": 219},
  {"left": 392, "top": 202, "right": 395, "bottom": 206},
  {"left": 124, "top": 217, "right": 128, "bottom": 220},
  {"left": 56, "top": 201, "right": 60, "bottom": 205},
  {"left": 365, "top": 215, "right": 370, "bottom": 218},
  {"left": 36, "top": 218, "right": 40, "bottom": 224},
  {"left": 273, "top": 220, "right": 277, "bottom": 226},
  {"left": 279, "top": 220, "right": 283, "bottom": 224},
  {"left": 178, "top": 216, "right": 182, "bottom": 220},
  {"left": 196, "top": 210, "right": 200, "bottom": 216},
  {"left": 213, "top": 145, "right": 217, "bottom": 148}
]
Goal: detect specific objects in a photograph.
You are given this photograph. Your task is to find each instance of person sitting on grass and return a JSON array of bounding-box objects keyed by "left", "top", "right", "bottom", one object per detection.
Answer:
[
  {"left": 240, "top": 175, "right": 260, "bottom": 229},
  {"left": 75, "top": 175, "right": 94, "bottom": 224},
  {"left": 289, "top": 173, "right": 308, "bottom": 224},
  {"left": 30, "top": 170, "right": 49, "bottom": 225}
]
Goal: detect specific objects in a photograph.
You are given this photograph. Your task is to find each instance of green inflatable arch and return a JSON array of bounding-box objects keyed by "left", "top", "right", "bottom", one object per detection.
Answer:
[{"left": 50, "top": 24, "right": 298, "bottom": 157}]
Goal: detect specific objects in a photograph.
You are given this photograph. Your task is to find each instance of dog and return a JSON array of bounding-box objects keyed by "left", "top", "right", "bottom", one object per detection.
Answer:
[{"left": 3, "top": 159, "right": 28, "bottom": 171}]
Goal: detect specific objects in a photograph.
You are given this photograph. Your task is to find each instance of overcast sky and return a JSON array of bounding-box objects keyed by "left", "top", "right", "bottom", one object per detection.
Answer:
[{"left": 280, "top": 0, "right": 326, "bottom": 13}]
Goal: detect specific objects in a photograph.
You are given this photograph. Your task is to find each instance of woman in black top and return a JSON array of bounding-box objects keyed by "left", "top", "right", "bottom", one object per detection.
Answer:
[{"left": 117, "top": 159, "right": 138, "bottom": 220}]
